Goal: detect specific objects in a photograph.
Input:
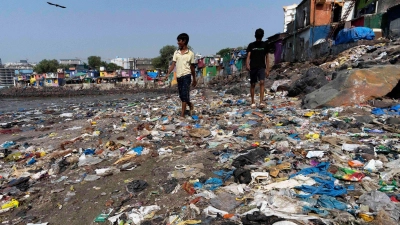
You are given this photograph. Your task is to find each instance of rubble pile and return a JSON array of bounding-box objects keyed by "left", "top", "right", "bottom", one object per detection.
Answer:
[
  {"left": 0, "top": 84, "right": 400, "bottom": 225},
  {"left": 262, "top": 41, "right": 400, "bottom": 109}
]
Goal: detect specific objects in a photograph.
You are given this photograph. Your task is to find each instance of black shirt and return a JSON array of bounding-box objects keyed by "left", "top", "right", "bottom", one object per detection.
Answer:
[{"left": 247, "top": 41, "right": 267, "bottom": 69}]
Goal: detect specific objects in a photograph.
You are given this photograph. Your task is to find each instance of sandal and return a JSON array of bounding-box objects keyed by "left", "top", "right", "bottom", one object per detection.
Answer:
[{"left": 259, "top": 103, "right": 266, "bottom": 109}]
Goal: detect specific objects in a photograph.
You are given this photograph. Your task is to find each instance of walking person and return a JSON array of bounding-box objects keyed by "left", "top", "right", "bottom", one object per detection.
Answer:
[
  {"left": 246, "top": 28, "right": 270, "bottom": 109},
  {"left": 166, "top": 33, "right": 197, "bottom": 117}
]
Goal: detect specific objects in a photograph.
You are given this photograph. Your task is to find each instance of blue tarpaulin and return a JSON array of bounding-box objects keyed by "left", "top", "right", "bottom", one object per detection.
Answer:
[
  {"left": 290, "top": 162, "right": 347, "bottom": 198},
  {"left": 147, "top": 71, "right": 158, "bottom": 79},
  {"left": 371, "top": 104, "right": 400, "bottom": 116},
  {"left": 132, "top": 71, "right": 140, "bottom": 78},
  {"left": 335, "top": 27, "right": 375, "bottom": 45}
]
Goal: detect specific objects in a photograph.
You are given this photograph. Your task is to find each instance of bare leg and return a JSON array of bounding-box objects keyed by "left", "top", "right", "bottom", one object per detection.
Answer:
[
  {"left": 181, "top": 102, "right": 187, "bottom": 117},
  {"left": 259, "top": 80, "right": 265, "bottom": 104},
  {"left": 189, "top": 102, "right": 193, "bottom": 110},
  {"left": 250, "top": 83, "right": 256, "bottom": 104}
]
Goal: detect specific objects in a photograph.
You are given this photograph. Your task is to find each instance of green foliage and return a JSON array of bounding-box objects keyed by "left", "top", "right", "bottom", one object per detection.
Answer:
[
  {"left": 151, "top": 56, "right": 163, "bottom": 69},
  {"left": 34, "top": 59, "right": 59, "bottom": 73},
  {"left": 217, "top": 46, "right": 247, "bottom": 57},
  {"left": 106, "top": 63, "right": 123, "bottom": 71},
  {"left": 88, "top": 56, "right": 102, "bottom": 70},
  {"left": 153, "top": 45, "right": 177, "bottom": 71},
  {"left": 100, "top": 61, "right": 108, "bottom": 68},
  {"left": 60, "top": 64, "right": 74, "bottom": 70},
  {"left": 216, "top": 48, "right": 231, "bottom": 57}
]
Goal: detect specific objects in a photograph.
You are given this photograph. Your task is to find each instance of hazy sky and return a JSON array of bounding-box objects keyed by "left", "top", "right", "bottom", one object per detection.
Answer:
[{"left": 1, "top": 0, "right": 298, "bottom": 63}]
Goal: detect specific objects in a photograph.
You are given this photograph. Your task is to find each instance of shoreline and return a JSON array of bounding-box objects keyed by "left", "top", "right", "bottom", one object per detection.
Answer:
[{"left": 0, "top": 85, "right": 179, "bottom": 98}]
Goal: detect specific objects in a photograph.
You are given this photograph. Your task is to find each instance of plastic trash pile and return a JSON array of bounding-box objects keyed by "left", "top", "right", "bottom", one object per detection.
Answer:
[{"left": 0, "top": 89, "right": 399, "bottom": 225}]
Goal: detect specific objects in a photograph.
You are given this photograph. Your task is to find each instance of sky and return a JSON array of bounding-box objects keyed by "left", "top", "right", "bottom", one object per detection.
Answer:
[{"left": 1, "top": 0, "right": 298, "bottom": 63}]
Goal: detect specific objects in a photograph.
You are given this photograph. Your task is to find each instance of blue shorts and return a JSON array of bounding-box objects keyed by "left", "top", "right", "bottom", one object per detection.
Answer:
[{"left": 177, "top": 74, "right": 191, "bottom": 103}]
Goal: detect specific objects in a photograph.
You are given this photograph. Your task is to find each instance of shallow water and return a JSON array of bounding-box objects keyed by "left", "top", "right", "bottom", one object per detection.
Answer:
[{"left": 0, "top": 92, "right": 160, "bottom": 113}]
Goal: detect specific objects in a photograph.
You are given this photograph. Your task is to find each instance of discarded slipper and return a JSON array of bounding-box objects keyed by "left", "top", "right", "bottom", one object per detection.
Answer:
[
  {"left": 175, "top": 165, "right": 187, "bottom": 170},
  {"left": 126, "top": 180, "right": 148, "bottom": 194}
]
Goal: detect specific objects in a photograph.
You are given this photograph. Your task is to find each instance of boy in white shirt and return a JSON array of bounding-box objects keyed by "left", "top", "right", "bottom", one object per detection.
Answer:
[{"left": 167, "top": 33, "right": 197, "bottom": 117}]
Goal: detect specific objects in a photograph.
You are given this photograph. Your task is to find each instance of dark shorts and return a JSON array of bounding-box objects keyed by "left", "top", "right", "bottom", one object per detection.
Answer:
[
  {"left": 250, "top": 68, "right": 266, "bottom": 84},
  {"left": 177, "top": 74, "right": 191, "bottom": 103}
]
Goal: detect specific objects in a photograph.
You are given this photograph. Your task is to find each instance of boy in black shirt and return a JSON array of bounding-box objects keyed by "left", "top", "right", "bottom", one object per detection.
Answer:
[{"left": 246, "top": 28, "right": 269, "bottom": 109}]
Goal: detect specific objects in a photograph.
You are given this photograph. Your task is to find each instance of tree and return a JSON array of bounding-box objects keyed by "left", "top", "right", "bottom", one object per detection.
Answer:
[
  {"left": 34, "top": 59, "right": 59, "bottom": 73},
  {"left": 216, "top": 48, "right": 232, "bottom": 57},
  {"left": 107, "top": 63, "right": 123, "bottom": 71},
  {"left": 88, "top": 56, "right": 102, "bottom": 70},
  {"left": 152, "top": 45, "right": 177, "bottom": 71},
  {"left": 151, "top": 56, "right": 163, "bottom": 69},
  {"left": 152, "top": 45, "right": 195, "bottom": 71},
  {"left": 236, "top": 45, "right": 247, "bottom": 50},
  {"left": 60, "top": 64, "right": 75, "bottom": 70},
  {"left": 100, "top": 61, "right": 108, "bottom": 68}
]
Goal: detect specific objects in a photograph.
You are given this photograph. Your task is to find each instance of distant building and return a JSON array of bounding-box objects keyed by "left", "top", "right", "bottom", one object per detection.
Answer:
[
  {"left": 136, "top": 58, "right": 154, "bottom": 70},
  {"left": 283, "top": 4, "right": 298, "bottom": 32},
  {"left": 0, "top": 58, "right": 3, "bottom": 68},
  {"left": 0, "top": 68, "right": 15, "bottom": 87},
  {"left": 59, "top": 59, "right": 82, "bottom": 65},
  {"left": 111, "top": 58, "right": 131, "bottom": 69},
  {"left": 4, "top": 60, "right": 34, "bottom": 70}
]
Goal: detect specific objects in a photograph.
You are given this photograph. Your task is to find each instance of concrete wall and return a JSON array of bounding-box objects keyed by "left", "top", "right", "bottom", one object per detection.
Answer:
[
  {"left": 283, "top": 25, "right": 331, "bottom": 62},
  {"left": 309, "top": 41, "right": 360, "bottom": 60},
  {"left": 295, "top": 0, "right": 311, "bottom": 29},
  {"left": 283, "top": 28, "right": 311, "bottom": 62},
  {"left": 387, "top": 4, "right": 400, "bottom": 38},
  {"left": 313, "top": 2, "right": 333, "bottom": 26},
  {"left": 377, "top": 0, "right": 400, "bottom": 13},
  {"left": 284, "top": 4, "right": 298, "bottom": 32},
  {"left": 390, "top": 18, "right": 400, "bottom": 37},
  {"left": 0, "top": 68, "right": 15, "bottom": 87}
]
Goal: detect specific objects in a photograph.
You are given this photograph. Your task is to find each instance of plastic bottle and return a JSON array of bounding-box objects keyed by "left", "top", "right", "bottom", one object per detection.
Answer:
[
  {"left": 348, "top": 160, "right": 364, "bottom": 168},
  {"left": 27, "top": 157, "right": 36, "bottom": 165},
  {"left": 161, "top": 125, "right": 176, "bottom": 131},
  {"left": 1, "top": 199, "right": 19, "bottom": 209}
]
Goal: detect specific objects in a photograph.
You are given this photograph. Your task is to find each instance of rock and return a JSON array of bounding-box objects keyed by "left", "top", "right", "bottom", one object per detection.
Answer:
[
  {"left": 225, "top": 87, "right": 242, "bottom": 96},
  {"left": 389, "top": 56, "right": 399, "bottom": 64},
  {"left": 387, "top": 80, "right": 400, "bottom": 99},
  {"left": 302, "top": 66, "right": 400, "bottom": 109},
  {"left": 210, "top": 192, "right": 240, "bottom": 212},
  {"left": 366, "top": 46, "right": 378, "bottom": 53},
  {"left": 355, "top": 116, "right": 373, "bottom": 124},
  {"left": 370, "top": 100, "right": 396, "bottom": 108},
  {"left": 271, "top": 80, "right": 291, "bottom": 92},
  {"left": 386, "top": 117, "right": 400, "bottom": 125},
  {"left": 189, "top": 128, "right": 211, "bottom": 138},
  {"left": 338, "top": 63, "right": 350, "bottom": 71},
  {"left": 288, "top": 67, "right": 328, "bottom": 97},
  {"left": 331, "top": 72, "right": 338, "bottom": 80}
]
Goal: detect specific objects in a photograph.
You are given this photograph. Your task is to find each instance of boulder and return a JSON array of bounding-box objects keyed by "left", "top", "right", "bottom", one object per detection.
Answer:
[
  {"left": 302, "top": 65, "right": 400, "bottom": 109},
  {"left": 270, "top": 80, "right": 291, "bottom": 92},
  {"left": 288, "top": 67, "right": 328, "bottom": 97}
]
